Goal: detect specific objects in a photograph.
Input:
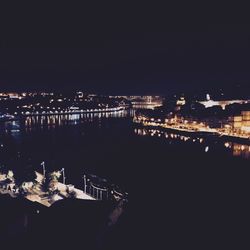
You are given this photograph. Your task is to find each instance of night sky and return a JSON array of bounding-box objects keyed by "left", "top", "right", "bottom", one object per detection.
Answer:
[{"left": 0, "top": 4, "right": 249, "bottom": 95}]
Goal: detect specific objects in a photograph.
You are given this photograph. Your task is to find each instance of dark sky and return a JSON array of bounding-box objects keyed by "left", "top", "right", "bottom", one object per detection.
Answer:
[{"left": 0, "top": 4, "right": 249, "bottom": 95}]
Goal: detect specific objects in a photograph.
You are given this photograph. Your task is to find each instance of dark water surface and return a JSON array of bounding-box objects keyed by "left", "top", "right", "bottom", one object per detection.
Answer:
[{"left": 1, "top": 111, "right": 250, "bottom": 248}]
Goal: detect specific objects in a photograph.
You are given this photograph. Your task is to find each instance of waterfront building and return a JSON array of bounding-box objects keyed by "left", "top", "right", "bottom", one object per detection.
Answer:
[
  {"left": 199, "top": 99, "right": 250, "bottom": 110},
  {"left": 228, "top": 111, "right": 250, "bottom": 134}
]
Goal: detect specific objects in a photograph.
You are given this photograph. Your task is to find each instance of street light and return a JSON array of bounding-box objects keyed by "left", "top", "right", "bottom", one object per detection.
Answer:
[
  {"left": 41, "top": 161, "right": 46, "bottom": 177},
  {"left": 83, "top": 174, "right": 87, "bottom": 193},
  {"left": 61, "top": 168, "right": 66, "bottom": 184}
]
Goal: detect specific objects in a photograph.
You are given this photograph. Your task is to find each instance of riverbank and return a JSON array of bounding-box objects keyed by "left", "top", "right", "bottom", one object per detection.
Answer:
[
  {"left": 18, "top": 106, "right": 127, "bottom": 116},
  {"left": 134, "top": 122, "right": 250, "bottom": 145},
  {"left": 0, "top": 106, "right": 127, "bottom": 123}
]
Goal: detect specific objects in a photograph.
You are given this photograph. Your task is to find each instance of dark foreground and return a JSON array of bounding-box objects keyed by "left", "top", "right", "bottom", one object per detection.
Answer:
[
  {"left": 1, "top": 138, "right": 250, "bottom": 249},
  {"left": 133, "top": 137, "right": 250, "bottom": 249},
  {"left": 0, "top": 196, "right": 128, "bottom": 250}
]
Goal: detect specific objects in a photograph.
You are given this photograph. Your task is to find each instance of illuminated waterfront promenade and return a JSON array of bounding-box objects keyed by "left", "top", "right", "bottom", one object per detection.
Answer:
[
  {"left": 133, "top": 116, "right": 250, "bottom": 143},
  {"left": 17, "top": 106, "right": 126, "bottom": 116}
]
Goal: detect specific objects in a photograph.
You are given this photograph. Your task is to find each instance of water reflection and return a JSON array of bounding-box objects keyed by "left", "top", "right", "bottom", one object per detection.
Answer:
[
  {"left": 224, "top": 142, "right": 250, "bottom": 159},
  {"left": 0, "top": 110, "right": 135, "bottom": 134},
  {"left": 134, "top": 128, "right": 250, "bottom": 160},
  {"left": 0, "top": 110, "right": 133, "bottom": 140},
  {"left": 19, "top": 109, "right": 134, "bottom": 131}
]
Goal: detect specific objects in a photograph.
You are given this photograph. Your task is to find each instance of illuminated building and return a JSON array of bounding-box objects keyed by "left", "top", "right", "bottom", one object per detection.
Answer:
[
  {"left": 199, "top": 99, "right": 250, "bottom": 110},
  {"left": 228, "top": 111, "right": 250, "bottom": 135}
]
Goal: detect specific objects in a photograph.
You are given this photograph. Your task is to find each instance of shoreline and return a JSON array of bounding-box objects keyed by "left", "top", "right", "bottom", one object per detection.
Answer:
[
  {"left": 0, "top": 106, "right": 128, "bottom": 122},
  {"left": 134, "top": 122, "right": 250, "bottom": 145}
]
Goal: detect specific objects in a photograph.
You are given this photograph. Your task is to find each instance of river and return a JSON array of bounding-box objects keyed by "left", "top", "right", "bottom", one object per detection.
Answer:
[{"left": 0, "top": 109, "right": 249, "bottom": 189}]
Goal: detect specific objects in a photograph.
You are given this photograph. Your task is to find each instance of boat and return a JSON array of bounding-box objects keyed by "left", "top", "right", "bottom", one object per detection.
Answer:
[{"left": 0, "top": 114, "right": 17, "bottom": 122}]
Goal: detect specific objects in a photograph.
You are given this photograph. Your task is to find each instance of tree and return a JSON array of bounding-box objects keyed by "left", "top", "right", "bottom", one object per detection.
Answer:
[{"left": 41, "top": 171, "right": 61, "bottom": 193}]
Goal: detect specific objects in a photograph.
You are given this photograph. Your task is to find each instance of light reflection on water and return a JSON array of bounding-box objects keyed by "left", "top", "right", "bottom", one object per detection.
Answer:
[
  {"left": 4, "top": 109, "right": 135, "bottom": 132},
  {"left": 24, "top": 110, "right": 133, "bottom": 127},
  {"left": 224, "top": 142, "right": 250, "bottom": 159},
  {"left": 134, "top": 128, "right": 250, "bottom": 160},
  {"left": 0, "top": 111, "right": 137, "bottom": 190},
  {"left": 0, "top": 110, "right": 135, "bottom": 141},
  {"left": 2, "top": 111, "right": 249, "bottom": 161}
]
